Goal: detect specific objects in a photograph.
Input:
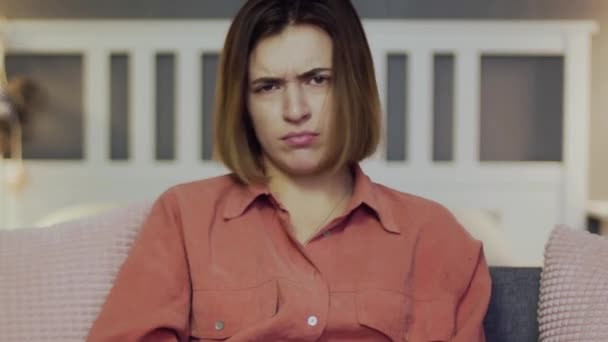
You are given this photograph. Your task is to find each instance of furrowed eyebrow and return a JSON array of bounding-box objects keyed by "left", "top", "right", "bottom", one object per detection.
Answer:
[{"left": 250, "top": 67, "right": 331, "bottom": 87}]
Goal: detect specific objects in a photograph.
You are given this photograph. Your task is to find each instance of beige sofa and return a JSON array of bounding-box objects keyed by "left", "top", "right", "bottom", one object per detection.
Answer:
[{"left": 1, "top": 203, "right": 607, "bottom": 341}]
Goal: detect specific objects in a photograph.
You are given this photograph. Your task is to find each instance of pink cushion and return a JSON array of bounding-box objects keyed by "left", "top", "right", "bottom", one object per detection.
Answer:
[
  {"left": 0, "top": 202, "right": 151, "bottom": 342},
  {"left": 538, "top": 225, "right": 608, "bottom": 341}
]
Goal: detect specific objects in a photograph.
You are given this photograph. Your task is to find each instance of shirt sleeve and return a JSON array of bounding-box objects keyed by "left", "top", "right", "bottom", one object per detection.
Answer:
[
  {"left": 452, "top": 246, "right": 491, "bottom": 342},
  {"left": 408, "top": 204, "right": 492, "bottom": 342},
  {"left": 86, "top": 190, "right": 191, "bottom": 342}
]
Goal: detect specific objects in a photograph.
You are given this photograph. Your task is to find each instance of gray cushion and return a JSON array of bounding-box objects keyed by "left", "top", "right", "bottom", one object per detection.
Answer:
[{"left": 484, "top": 267, "right": 540, "bottom": 342}]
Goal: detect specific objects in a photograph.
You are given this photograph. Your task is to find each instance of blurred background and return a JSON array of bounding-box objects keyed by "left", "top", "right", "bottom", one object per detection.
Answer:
[
  {"left": 0, "top": 0, "right": 605, "bottom": 265},
  {"left": 0, "top": 1, "right": 605, "bottom": 194}
]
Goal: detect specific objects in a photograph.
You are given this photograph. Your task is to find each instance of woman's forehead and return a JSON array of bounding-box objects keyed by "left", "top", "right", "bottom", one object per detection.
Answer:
[{"left": 249, "top": 25, "right": 333, "bottom": 77}]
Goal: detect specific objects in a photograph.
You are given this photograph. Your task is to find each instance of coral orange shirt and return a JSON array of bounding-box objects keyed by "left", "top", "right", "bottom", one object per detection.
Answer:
[{"left": 87, "top": 165, "right": 490, "bottom": 341}]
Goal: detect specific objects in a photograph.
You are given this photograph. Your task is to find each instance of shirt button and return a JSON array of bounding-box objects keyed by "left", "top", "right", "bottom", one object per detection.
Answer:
[
  {"left": 307, "top": 315, "right": 318, "bottom": 327},
  {"left": 215, "top": 320, "right": 225, "bottom": 330}
]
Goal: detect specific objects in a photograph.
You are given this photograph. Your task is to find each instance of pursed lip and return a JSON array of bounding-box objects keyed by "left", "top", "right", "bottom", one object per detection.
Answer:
[
  {"left": 280, "top": 131, "right": 319, "bottom": 140},
  {"left": 280, "top": 131, "right": 319, "bottom": 148}
]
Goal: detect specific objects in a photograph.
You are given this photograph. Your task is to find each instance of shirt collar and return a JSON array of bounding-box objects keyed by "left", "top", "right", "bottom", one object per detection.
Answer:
[
  {"left": 222, "top": 179, "right": 270, "bottom": 220},
  {"left": 348, "top": 164, "right": 400, "bottom": 234},
  {"left": 222, "top": 164, "right": 400, "bottom": 234}
]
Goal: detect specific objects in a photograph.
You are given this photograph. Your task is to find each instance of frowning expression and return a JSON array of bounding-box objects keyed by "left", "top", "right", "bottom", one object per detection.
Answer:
[{"left": 247, "top": 24, "right": 334, "bottom": 176}]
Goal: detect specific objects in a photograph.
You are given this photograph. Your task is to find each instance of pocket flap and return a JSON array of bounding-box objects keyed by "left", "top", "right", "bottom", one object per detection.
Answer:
[
  {"left": 355, "top": 289, "right": 410, "bottom": 341},
  {"left": 191, "top": 280, "right": 278, "bottom": 339}
]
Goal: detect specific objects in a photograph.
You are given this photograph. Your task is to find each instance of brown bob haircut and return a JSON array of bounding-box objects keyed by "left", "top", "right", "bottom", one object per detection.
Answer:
[{"left": 214, "top": 0, "right": 381, "bottom": 184}]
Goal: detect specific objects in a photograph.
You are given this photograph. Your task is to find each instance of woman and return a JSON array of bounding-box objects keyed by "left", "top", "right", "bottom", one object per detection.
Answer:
[{"left": 87, "top": 0, "right": 490, "bottom": 341}]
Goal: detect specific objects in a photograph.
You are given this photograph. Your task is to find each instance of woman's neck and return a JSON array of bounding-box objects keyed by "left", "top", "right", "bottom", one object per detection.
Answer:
[{"left": 266, "top": 163, "right": 354, "bottom": 215}]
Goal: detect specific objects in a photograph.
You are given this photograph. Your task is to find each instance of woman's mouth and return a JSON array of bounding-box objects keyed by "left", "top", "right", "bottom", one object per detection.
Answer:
[{"left": 281, "top": 132, "right": 318, "bottom": 148}]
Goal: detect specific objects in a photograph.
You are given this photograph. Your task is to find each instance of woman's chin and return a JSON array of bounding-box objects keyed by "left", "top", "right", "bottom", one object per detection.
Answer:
[
  {"left": 279, "top": 159, "right": 324, "bottom": 177},
  {"left": 286, "top": 165, "right": 320, "bottom": 176},
  {"left": 264, "top": 150, "right": 327, "bottom": 177}
]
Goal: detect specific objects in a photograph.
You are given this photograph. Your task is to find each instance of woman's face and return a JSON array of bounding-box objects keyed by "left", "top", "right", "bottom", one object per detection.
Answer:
[{"left": 247, "top": 24, "right": 334, "bottom": 177}]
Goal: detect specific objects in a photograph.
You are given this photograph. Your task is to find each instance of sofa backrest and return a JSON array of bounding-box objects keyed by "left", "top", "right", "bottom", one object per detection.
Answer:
[
  {"left": 0, "top": 203, "right": 542, "bottom": 342},
  {"left": 485, "top": 267, "right": 541, "bottom": 342}
]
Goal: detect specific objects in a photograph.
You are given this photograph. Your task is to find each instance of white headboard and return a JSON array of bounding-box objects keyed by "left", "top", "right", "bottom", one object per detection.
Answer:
[{"left": 0, "top": 20, "right": 597, "bottom": 266}]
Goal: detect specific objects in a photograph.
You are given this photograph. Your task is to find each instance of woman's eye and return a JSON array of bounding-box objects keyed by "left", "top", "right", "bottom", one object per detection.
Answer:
[
  {"left": 310, "top": 76, "right": 329, "bottom": 85},
  {"left": 256, "top": 84, "right": 277, "bottom": 93}
]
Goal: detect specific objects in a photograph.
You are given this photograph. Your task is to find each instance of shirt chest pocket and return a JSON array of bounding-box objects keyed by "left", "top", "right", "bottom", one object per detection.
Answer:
[
  {"left": 190, "top": 280, "right": 278, "bottom": 340},
  {"left": 355, "top": 289, "right": 411, "bottom": 342}
]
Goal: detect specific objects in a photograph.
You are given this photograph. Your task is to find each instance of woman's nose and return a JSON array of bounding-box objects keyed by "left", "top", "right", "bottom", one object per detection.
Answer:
[{"left": 283, "top": 83, "right": 311, "bottom": 123}]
